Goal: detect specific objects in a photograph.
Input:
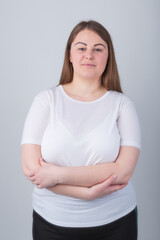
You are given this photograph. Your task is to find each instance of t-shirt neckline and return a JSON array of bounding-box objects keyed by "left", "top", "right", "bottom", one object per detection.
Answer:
[{"left": 58, "top": 85, "right": 110, "bottom": 104}]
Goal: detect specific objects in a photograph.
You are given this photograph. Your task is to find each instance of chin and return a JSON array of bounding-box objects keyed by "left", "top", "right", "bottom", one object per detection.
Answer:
[{"left": 79, "top": 72, "right": 99, "bottom": 79}]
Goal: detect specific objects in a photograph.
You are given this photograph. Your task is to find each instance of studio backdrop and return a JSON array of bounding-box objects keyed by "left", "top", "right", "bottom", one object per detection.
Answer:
[{"left": 0, "top": 0, "right": 160, "bottom": 239}]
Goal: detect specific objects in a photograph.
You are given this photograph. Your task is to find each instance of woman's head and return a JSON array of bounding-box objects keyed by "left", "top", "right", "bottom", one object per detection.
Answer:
[{"left": 59, "top": 20, "right": 122, "bottom": 93}]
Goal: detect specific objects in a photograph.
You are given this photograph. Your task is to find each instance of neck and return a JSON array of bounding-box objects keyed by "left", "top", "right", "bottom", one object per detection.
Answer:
[{"left": 69, "top": 77, "right": 105, "bottom": 96}]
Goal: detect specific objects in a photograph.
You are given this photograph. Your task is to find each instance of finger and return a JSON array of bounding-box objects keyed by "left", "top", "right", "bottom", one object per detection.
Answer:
[
  {"left": 39, "top": 157, "right": 46, "bottom": 167},
  {"left": 29, "top": 178, "right": 37, "bottom": 185},
  {"left": 90, "top": 176, "right": 117, "bottom": 196},
  {"left": 102, "top": 175, "right": 117, "bottom": 187},
  {"left": 32, "top": 179, "right": 40, "bottom": 185},
  {"left": 106, "top": 184, "right": 127, "bottom": 194},
  {"left": 28, "top": 176, "right": 36, "bottom": 182}
]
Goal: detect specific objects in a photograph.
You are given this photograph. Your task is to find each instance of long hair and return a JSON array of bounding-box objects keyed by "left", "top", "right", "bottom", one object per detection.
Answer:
[{"left": 58, "top": 20, "right": 122, "bottom": 93}]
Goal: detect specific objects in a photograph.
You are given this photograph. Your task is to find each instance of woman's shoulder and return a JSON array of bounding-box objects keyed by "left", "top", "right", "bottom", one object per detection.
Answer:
[
  {"left": 34, "top": 85, "right": 58, "bottom": 100},
  {"left": 109, "top": 90, "right": 135, "bottom": 110},
  {"left": 109, "top": 90, "right": 133, "bottom": 101},
  {"left": 33, "top": 85, "right": 58, "bottom": 108}
]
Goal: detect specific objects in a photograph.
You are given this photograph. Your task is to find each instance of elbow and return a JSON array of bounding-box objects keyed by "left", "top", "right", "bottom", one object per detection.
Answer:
[
  {"left": 21, "top": 164, "right": 31, "bottom": 178},
  {"left": 119, "top": 174, "right": 131, "bottom": 185},
  {"left": 114, "top": 146, "right": 139, "bottom": 184},
  {"left": 115, "top": 163, "right": 132, "bottom": 185},
  {"left": 114, "top": 175, "right": 129, "bottom": 185}
]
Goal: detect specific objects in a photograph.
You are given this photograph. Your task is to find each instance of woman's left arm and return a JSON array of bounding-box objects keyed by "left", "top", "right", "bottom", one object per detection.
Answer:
[
  {"left": 58, "top": 97, "right": 141, "bottom": 187},
  {"left": 58, "top": 146, "right": 140, "bottom": 187},
  {"left": 47, "top": 175, "right": 126, "bottom": 200}
]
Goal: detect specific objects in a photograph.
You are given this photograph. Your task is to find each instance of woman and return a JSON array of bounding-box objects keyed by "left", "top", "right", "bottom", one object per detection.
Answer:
[{"left": 21, "top": 20, "right": 141, "bottom": 240}]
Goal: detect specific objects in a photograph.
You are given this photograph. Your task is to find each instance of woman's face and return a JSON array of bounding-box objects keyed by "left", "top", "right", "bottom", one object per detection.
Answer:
[{"left": 70, "top": 29, "right": 108, "bottom": 82}]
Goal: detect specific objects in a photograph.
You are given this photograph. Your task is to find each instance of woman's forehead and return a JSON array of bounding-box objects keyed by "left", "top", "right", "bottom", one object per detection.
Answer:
[{"left": 72, "top": 29, "right": 107, "bottom": 46}]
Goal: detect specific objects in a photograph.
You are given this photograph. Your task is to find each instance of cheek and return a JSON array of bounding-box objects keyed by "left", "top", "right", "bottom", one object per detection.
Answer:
[
  {"left": 71, "top": 53, "right": 83, "bottom": 65},
  {"left": 99, "top": 55, "right": 108, "bottom": 70}
]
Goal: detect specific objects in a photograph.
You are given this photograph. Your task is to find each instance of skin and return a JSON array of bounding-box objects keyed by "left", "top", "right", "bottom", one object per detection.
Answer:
[
  {"left": 65, "top": 29, "right": 109, "bottom": 101},
  {"left": 70, "top": 30, "right": 108, "bottom": 85},
  {"left": 21, "top": 30, "right": 140, "bottom": 200}
]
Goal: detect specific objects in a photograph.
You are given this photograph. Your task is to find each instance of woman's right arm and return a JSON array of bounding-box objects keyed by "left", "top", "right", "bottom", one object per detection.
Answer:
[
  {"left": 21, "top": 144, "right": 42, "bottom": 177},
  {"left": 21, "top": 91, "right": 50, "bottom": 179}
]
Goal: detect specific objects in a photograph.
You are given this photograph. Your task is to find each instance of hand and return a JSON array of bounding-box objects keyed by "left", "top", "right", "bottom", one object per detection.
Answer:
[
  {"left": 87, "top": 175, "right": 127, "bottom": 200},
  {"left": 47, "top": 175, "right": 127, "bottom": 201},
  {"left": 27, "top": 158, "right": 62, "bottom": 188}
]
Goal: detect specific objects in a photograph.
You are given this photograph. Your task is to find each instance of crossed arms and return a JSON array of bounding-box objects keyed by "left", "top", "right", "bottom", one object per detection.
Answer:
[{"left": 21, "top": 144, "right": 140, "bottom": 200}]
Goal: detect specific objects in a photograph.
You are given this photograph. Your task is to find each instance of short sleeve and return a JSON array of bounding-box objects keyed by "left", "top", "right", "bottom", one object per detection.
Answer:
[
  {"left": 21, "top": 90, "right": 50, "bottom": 145},
  {"left": 117, "top": 100, "right": 141, "bottom": 150}
]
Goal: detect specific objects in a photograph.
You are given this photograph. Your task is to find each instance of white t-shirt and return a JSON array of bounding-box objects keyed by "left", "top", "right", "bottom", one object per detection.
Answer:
[{"left": 21, "top": 84, "right": 141, "bottom": 227}]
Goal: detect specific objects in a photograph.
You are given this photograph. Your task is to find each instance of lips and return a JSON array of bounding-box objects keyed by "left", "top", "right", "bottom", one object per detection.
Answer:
[{"left": 82, "top": 63, "right": 96, "bottom": 67}]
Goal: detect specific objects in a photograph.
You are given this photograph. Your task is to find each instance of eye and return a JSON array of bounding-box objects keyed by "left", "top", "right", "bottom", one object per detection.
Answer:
[
  {"left": 94, "top": 48, "right": 102, "bottom": 52},
  {"left": 78, "top": 47, "right": 86, "bottom": 51}
]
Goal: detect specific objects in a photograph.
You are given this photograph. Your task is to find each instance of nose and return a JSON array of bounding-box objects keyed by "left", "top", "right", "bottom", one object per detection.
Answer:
[{"left": 85, "top": 50, "right": 94, "bottom": 60}]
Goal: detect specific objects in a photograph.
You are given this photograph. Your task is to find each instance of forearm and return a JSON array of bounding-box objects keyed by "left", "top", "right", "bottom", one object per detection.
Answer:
[
  {"left": 48, "top": 175, "right": 125, "bottom": 201},
  {"left": 60, "top": 146, "right": 140, "bottom": 187},
  {"left": 48, "top": 184, "right": 90, "bottom": 200},
  {"left": 61, "top": 162, "right": 117, "bottom": 187}
]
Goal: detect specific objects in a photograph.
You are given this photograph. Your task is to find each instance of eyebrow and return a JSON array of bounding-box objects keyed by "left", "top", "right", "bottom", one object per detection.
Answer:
[
  {"left": 74, "top": 42, "right": 106, "bottom": 48},
  {"left": 94, "top": 43, "right": 106, "bottom": 48},
  {"left": 74, "top": 42, "right": 87, "bottom": 46}
]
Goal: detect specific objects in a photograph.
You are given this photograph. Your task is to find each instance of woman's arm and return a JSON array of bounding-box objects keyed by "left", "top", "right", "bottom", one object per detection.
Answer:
[
  {"left": 21, "top": 144, "right": 42, "bottom": 177},
  {"left": 21, "top": 144, "right": 125, "bottom": 199},
  {"left": 60, "top": 146, "right": 140, "bottom": 187},
  {"left": 29, "top": 146, "right": 139, "bottom": 188},
  {"left": 47, "top": 177, "right": 126, "bottom": 201},
  {"left": 21, "top": 144, "right": 63, "bottom": 188}
]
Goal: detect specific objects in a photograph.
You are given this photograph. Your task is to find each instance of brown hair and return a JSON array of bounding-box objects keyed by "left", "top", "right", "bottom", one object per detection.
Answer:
[{"left": 58, "top": 20, "right": 122, "bottom": 93}]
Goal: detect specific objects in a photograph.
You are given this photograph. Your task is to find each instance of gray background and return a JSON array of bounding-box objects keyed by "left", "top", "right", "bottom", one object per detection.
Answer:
[{"left": 0, "top": 0, "right": 160, "bottom": 239}]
